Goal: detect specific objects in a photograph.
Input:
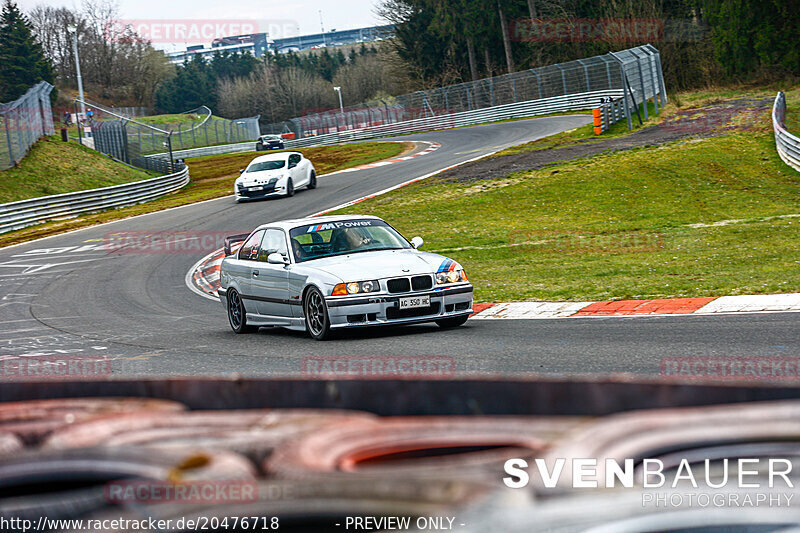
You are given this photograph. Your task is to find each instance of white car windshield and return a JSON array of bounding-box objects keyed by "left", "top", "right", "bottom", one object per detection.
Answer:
[
  {"left": 247, "top": 160, "right": 285, "bottom": 172},
  {"left": 289, "top": 220, "right": 411, "bottom": 263}
]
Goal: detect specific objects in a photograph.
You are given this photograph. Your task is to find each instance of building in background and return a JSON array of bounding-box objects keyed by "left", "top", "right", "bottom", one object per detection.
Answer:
[{"left": 167, "top": 25, "right": 393, "bottom": 65}]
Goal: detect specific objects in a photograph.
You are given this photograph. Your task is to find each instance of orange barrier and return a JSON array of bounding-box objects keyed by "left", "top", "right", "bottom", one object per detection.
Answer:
[{"left": 593, "top": 108, "right": 603, "bottom": 134}]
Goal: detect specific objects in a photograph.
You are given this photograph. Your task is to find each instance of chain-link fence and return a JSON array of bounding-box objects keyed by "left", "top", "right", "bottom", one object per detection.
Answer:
[
  {"left": 164, "top": 108, "right": 261, "bottom": 152},
  {"left": 0, "top": 82, "right": 55, "bottom": 170},
  {"left": 79, "top": 100, "right": 261, "bottom": 172},
  {"left": 264, "top": 44, "right": 665, "bottom": 139}
]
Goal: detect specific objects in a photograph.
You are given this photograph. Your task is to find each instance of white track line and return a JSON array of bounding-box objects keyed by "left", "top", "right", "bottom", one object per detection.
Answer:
[
  {"left": 309, "top": 143, "right": 512, "bottom": 216},
  {"left": 185, "top": 250, "right": 221, "bottom": 302}
]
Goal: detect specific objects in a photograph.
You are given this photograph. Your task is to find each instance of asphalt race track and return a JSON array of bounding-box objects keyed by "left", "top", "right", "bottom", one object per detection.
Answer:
[{"left": 1, "top": 115, "right": 799, "bottom": 378}]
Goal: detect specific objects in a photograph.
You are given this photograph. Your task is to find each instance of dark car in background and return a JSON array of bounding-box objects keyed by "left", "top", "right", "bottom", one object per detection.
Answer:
[{"left": 255, "top": 134, "right": 285, "bottom": 151}]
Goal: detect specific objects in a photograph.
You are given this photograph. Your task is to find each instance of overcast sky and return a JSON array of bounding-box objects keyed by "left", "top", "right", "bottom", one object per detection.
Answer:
[{"left": 17, "top": 0, "right": 385, "bottom": 50}]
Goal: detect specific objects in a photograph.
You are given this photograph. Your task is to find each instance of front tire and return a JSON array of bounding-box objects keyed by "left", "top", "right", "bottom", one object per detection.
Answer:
[
  {"left": 307, "top": 170, "right": 317, "bottom": 189},
  {"left": 255, "top": 144, "right": 263, "bottom": 151},
  {"left": 435, "top": 315, "right": 469, "bottom": 329},
  {"left": 227, "top": 289, "right": 257, "bottom": 333},
  {"left": 304, "top": 287, "right": 331, "bottom": 340},
  {"left": 286, "top": 178, "right": 295, "bottom": 197}
]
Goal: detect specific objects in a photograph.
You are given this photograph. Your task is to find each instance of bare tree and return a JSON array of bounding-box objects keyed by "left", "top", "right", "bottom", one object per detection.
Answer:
[{"left": 26, "top": 0, "right": 171, "bottom": 108}]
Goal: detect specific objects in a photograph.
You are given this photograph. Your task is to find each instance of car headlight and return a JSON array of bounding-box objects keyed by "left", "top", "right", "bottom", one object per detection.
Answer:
[
  {"left": 332, "top": 280, "right": 380, "bottom": 295},
  {"left": 436, "top": 269, "right": 467, "bottom": 284}
]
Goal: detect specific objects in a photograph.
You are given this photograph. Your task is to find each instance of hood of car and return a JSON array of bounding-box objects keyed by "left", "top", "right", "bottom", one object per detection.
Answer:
[
  {"left": 304, "top": 249, "right": 455, "bottom": 281},
  {"left": 237, "top": 169, "right": 285, "bottom": 186}
]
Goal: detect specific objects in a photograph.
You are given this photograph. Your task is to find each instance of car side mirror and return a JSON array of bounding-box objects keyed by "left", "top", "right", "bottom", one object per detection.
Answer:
[
  {"left": 288, "top": 162, "right": 296, "bottom": 169},
  {"left": 267, "top": 253, "right": 289, "bottom": 265},
  {"left": 410, "top": 236, "right": 424, "bottom": 249},
  {"left": 239, "top": 169, "right": 245, "bottom": 173}
]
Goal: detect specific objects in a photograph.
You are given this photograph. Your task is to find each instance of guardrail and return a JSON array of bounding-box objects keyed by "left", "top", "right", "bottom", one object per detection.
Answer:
[
  {"left": 0, "top": 167, "right": 190, "bottom": 234},
  {"left": 773, "top": 92, "right": 800, "bottom": 172},
  {"left": 153, "top": 89, "right": 625, "bottom": 161},
  {"left": 593, "top": 97, "right": 627, "bottom": 134}
]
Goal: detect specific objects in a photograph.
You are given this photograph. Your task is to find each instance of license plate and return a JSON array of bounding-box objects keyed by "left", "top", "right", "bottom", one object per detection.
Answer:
[
  {"left": 250, "top": 186, "right": 263, "bottom": 191},
  {"left": 399, "top": 295, "right": 430, "bottom": 309}
]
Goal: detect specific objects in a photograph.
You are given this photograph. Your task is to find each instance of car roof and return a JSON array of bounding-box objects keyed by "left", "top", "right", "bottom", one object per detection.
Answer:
[
  {"left": 253, "top": 215, "right": 384, "bottom": 232},
  {"left": 248, "top": 152, "right": 299, "bottom": 164}
]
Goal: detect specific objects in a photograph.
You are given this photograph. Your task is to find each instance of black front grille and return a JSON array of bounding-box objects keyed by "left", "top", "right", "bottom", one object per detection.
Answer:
[
  {"left": 386, "top": 302, "right": 441, "bottom": 319},
  {"left": 240, "top": 185, "right": 275, "bottom": 197},
  {"left": 411, "top": 275, "right": 433, "bottom": 291},
  {"left": 387, "top": 278, "right": 411, "bottom": 293},
  {"left": 455, "top": 302, "right": 470, "bottom": 311}
]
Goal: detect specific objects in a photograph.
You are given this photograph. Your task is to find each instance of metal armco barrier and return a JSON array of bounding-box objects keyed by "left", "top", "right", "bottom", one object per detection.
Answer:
[
  {"left": 773, "top": 92, "right": 800, "bottom": 172},
  {"left": 594, "top": 97, "right": 627, "bottom": 134},
  {"left": 0, "top": 167, "right": 189, "bottom": 234},
  {"left": 152, "top": 89, "right": 626, "bottom": 161}
]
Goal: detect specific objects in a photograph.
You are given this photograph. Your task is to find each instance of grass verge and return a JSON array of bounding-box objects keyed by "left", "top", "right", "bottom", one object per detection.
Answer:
[
  {"left": 0, "top": 141, "right": 409, "bottom": 248},
  {"left": 333, "top": 123, "right": 800, "bottom": 302}
]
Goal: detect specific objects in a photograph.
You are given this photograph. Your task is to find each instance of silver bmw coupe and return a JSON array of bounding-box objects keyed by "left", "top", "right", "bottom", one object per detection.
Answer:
[{"left": 219, "top": 215, "right": 473, "bottom": 340}]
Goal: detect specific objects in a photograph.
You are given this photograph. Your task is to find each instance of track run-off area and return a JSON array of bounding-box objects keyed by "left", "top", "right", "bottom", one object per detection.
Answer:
[{"left": 1, "top": 115, "right": 799, "bottom": 379}]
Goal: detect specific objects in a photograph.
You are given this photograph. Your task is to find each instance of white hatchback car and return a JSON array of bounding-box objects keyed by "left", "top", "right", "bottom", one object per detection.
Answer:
[{"left": 234, "top": 152, "right": 316, "bottom": 202}]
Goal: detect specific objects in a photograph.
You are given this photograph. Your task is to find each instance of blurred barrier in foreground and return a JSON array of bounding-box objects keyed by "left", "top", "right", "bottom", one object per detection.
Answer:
[
  {"left": 1, "top": 389, "right": 800, "bottom": 532},
  {"left": 773, "top": 91, "right": 800, "bottom": 172},
  {"left": 0, "top": 82, "right": 54, "bottom": 170}
]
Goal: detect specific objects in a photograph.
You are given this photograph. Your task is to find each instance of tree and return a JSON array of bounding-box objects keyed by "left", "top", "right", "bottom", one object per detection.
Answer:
[
  {"left": 704, "top": 0, "right": 799, "bottom": 76},
  {"left": 27, "top": 2, "right": 171, "bottom": 108},
  {"left": 155, "top": 54, "right": 217, "bottom": 112},
  {"left": 0, "top": 0, "right": 55, "bottom": 101}
]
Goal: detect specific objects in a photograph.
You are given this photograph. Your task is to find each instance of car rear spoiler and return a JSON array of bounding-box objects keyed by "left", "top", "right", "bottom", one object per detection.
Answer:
[{"left": 224, "top": 233, "right": 250, "bottom": 256}]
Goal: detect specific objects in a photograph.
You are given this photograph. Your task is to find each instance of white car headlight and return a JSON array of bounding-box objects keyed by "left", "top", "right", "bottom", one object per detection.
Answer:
[
  {"left": 333, "top": 280, "right": 380, "bottom": 295},
  {"left": 436, "top": 269, "right": 467, "bottom": 284}
]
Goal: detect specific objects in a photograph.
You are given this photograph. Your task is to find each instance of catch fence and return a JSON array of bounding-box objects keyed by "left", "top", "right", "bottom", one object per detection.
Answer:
[
  {"left": 263, "top": 44, "right": 666, "bottom": 139},
  {"left": 0, "top": 82, "right": 55, "bottom": 170},
  {"left": 78, "top": 100, "right": 260, "bottom": 172}
]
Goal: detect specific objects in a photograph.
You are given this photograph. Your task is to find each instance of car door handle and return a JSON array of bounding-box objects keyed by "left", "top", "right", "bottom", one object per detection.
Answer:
[{"left": 252, "top": 270, "right": 259, "bottom": 276}]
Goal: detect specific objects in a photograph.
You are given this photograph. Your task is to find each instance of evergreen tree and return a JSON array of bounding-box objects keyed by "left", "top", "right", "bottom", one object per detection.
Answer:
[
  {"left": 0, "top": 0, "right": 55, "bottom": 102},
  {"left": 705, "top": 0, "right": 799, "bottom": 76}
]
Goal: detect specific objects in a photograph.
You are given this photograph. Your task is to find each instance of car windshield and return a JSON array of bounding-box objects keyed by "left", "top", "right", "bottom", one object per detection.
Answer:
[
  {"left": 247, "top": 160, "right": 285, "bottom": 172},
  {"left": 289, "top": 219, "right": 411, "bottom": 262}
]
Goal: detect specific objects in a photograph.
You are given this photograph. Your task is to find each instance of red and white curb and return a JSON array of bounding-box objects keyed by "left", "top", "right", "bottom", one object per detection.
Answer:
[
  {"left": 185, "top": 249, "right": 226, "bottom": 301},
  {"left": 471, "top": 294, "right": 800, "bottom": 319}
]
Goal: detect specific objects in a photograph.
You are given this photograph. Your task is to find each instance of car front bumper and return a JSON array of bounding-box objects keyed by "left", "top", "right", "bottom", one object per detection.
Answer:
[
  {"left": 235, "top": 184, "right": 286, "bottom": 200},
  {"left": 257, "top": 142, "right": 283, "bottom": 150},
  {"left": 324, "top": 284, "right": 473, "bottom": 329}
]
